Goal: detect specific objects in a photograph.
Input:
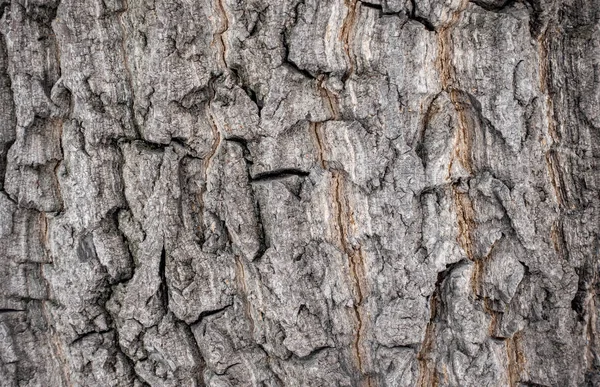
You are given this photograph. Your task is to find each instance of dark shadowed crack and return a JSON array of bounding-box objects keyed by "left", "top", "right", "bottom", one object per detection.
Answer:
[{"left": 251, "top": 168, "right": 309, "bottom": 182}]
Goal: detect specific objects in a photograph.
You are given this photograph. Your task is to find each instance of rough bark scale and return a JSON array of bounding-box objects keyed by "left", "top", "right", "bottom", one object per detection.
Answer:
[{"left": 0, "top": 0, "right": 598, "bottom": 386}]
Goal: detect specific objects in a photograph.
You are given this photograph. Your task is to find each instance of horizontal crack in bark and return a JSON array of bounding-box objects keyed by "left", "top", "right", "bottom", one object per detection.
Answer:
[{"left": 251, "top": 168, "right": 309, "bottom": 182}]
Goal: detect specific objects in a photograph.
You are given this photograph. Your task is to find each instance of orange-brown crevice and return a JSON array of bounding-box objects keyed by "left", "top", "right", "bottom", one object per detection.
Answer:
[
  {"left": 506, "top": 332, "right": 526, "bottom": 387},
  {"left": 312, "top": 112, "right": 370, "bottom": 384},
  {"left": 418, "top": 4, "right": 472, "bottom": 386},
  {"left": 235, "top": 256, "right": 255, "bottom": 334},
  {"left": 214, "top": 0, "right": 230, "bottom": 68},
  {"left": 332, "top": 172, "right": 371, "bottom": 387},
  {"left": 550, "top": 218, "right": 569, "bottom": 260},
  {"left": 340, "top": 0, "right": 359, "bottom": 82},
  {"left": 437, "top": 2, "right": 476, "bottom": 263},
  {"left": 117, "top": 0, "right": 132, "bottom": 82},
  {"left": 311, "top": 122, "right": 326, "bottom": 169},
  {"left": 197, "top": 104, "right": 222, "bottom": 235},
  {"left": 317, "top": 75, "right": 341, "bottom": 121},
  {"left": 470, "top": 240, "right": 503, "bottom": 337}
]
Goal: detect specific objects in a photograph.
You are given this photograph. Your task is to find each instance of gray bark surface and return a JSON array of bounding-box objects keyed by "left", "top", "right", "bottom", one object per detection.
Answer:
[{"left": 0, "top": 0, "right": 598, "bottom": 386}]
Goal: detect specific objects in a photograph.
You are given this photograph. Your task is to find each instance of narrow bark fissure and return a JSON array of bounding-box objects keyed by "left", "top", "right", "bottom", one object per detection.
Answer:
[
  {"left": 333, "top": 171, "right": 371, "bottom": 386},
  {"left": 417, "top": 3, "right": 482, "bottom": 385},
  {"left": 550, "top": 218, "right": 569, "bottom": 261},
  {"left": 0, "top": 308, "right": 25, "bottom": 314},
  {"left": 585, "top": 288, "right": 598, "bottom": 371},
  {"left": 506, "top": 332, "right": 526, "bottom": 387},
  {"left": 198, "top": 91, "right": 223, "bottom": 244},
  {"left": 69, "top": 329, "right": 113, "bottom": 346},
  {"left": 205, "top": 102, "right": 223, "bottom": 178},
  {"left": 437, "top": 4, "right": 477, "bottom": 266},
  {"left": 250, "top": 168, "right": 309, "bottom": 182},
  {"left": 452, "top": 184, "right": 476, "bottom": 261},
  {"left": 41, "top": 299, "right": 73, "bottom": 387},
  {"left": 537, "top": 27, "right": 565, "bottom": 209},
  {"left": 116, "top": 0, "right": 140, "bottom": 139},
  {"left": 357, "top": 1, "right": 382, "bottom": 11},
  {"left": 234, "top": 255, "right": 255, "bottom": 336},
  {"left": 311, "top": 113, "right": 370, "bottom": 384},
  {"left": 214, "top": 0, "right": 230, "bottom": 69},
  {"left": 341, "top": 0, "right": 359, "bottom": 82},
  {"left": 159, "top": 244, "right": 169, "bottom": 311},
  {"left": 317, "top": 75, "right": 341, "bottom": 120},
  {"left": 188, "top": 303, "right": 233, "bottom": 327},
  {"left": 470, "top": 0, "right": 518, "bottom": 13},
  {"left": 311, "top": 122, "right": 326, "bottom": 169},
  {"left": 52, "top": 119, "right": 65, "bottom": 213}
]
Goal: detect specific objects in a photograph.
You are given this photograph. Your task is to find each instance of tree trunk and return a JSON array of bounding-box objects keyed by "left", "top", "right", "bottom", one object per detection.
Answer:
[{"left": 0, "top": 0, "right": 598, "bottom": 386}]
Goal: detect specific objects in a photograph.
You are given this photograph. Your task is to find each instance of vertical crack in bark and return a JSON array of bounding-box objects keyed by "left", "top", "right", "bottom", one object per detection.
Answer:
[
  {"left": 332, "top": 172, "right": 371, "bottom": 387},
  {"left": 471, "top": 239, "right": 503, "bottom": 338},
  {"left": 198, "top": 100, "right": 222, "bottom": 237},
  {"left": 452, "top": 187, "right": 475, "bottom": 261},
  {"left": 159, "top": 245, "right": 169, "bottom": 311},
  {"left": 317, "top": 75, "right": 341, "bottom": 120},
  {"left": 312, "top": 117, "right": 370, "bottom": 384},
  {"left": 586, "top": 284, "right": 598, "bottom": 370},
  {"left": 39, "top": 204, "right": 72, "bottom": 385},
  {"left": 41, "top": 290, "right": 73, "bottom": 387},
  {"left": 340, "top": 0, "right": 359, "bottom": 82},
  {"left": 417, "top": 294, "right": 439, "bottom": 387},
  {"left": 544, "top": 149, "right": 566, "bottom": 209},
  {"left": 418, "top": 3, "right": 474, "bottom": 385},
  {"left": 538, "top": 27, "right": 565, "bottom": 209},
  {"left": 506, "top": 331, "right": 526, "bottom": 387},
  {"left": 40, "top": 212, "right": 51, "bottom": 259},
  {"left": 235, "top": 256, "right": 255, "bottom": 336},
  {"left": 116, "top": 0, "right": 139, "bottom": 138},
  {"left": 204, "top": 103, "right": 222, "bottom": 180},
  {"left": 52, "top": 119, "right": 65, "bottom": 213},
  {"left": 550, "top": 218, "right": 569, "bottom": 260},
  {"left": 437, "top": 1, "right": 476, "bottom": 264},
  {"left": 437, "top": 1, "right": 472, "bottom": 177},
  {"left": 214, "top": 0, "right": 230, "bottom": 69},
  {"left": 310, "top": 122, "right": 326, "bottom": 169},
  {"left": 537, "top": 28, "right": 559, "bottom": 143}
]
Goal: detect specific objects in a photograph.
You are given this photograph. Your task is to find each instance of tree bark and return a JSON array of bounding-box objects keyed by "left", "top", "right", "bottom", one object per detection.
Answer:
[{"left": 0, "top": 0, "right": 598, "bottom": 386}]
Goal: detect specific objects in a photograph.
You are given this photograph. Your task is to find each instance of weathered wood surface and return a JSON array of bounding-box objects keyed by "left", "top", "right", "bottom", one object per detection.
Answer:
[{"left": 0, "top": 0, "right": 598, "bottom": 386}]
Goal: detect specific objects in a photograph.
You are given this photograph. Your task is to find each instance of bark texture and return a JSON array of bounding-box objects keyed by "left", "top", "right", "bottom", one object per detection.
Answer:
[{"left": 0, "top": 0, "right": 599, "bottom": 386}]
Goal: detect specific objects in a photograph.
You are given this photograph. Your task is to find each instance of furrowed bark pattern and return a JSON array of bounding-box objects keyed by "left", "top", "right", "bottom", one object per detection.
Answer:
[{"left": 0, "top": 0, "right": 598, "bottom": 386}]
